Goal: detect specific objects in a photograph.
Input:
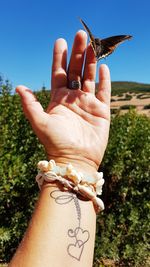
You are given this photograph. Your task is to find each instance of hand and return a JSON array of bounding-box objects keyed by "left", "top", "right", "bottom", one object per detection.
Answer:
[{"left": 16, "top": 30, "right": 111, "bottom": 176}]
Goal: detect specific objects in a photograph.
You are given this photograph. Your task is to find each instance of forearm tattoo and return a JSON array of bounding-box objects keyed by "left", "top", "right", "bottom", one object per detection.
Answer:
[{"left": 50, "top": 189, "right": 90, "bottom": 261}]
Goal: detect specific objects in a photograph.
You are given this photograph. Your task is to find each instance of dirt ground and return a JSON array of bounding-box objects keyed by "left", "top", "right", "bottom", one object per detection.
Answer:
[{"left": 111, "top": 93, "right": 150, "bottom": 117}]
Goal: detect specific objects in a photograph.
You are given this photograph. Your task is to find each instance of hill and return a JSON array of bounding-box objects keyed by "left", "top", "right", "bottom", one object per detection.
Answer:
[
  {"left": 111, "top": 81, "right": 150, "bottom": 95},
  {"left": 96, "top": 81, "right": 150, "bottom": 95}
]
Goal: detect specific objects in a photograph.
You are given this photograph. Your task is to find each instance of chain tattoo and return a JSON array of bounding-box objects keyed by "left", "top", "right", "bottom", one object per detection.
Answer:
[{"left": 50, "top": 189, "right": 90, "bottom": 261}]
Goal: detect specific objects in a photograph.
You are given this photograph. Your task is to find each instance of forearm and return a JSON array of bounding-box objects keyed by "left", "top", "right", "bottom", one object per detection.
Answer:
[{"left": 8, "top": 184, "right": 96, "bottom": 267}]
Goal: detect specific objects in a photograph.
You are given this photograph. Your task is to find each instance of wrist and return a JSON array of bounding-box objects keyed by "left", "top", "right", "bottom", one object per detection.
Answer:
[
  {"left": 36, "top": 158, "right": 105, "bottom": 212},
  {"left": 46, "top": 155, "right": 99, "bottom": 181}
]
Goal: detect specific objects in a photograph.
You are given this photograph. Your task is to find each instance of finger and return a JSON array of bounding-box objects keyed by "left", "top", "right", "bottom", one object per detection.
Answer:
[
  {"left": 96, "top": 64, "right": 111, "bottom": 106},
  {"left": 82, "top": 44, "right": 97, "bottom": 94},
  {"left": 51, "top": 38, "right": 67, "bottom": 93},
  {"left": 16, "top": 85, "right": 46, "bottom": 126},
  {"left": 67, "top": 30, "right": 87, "bottom": 85}
]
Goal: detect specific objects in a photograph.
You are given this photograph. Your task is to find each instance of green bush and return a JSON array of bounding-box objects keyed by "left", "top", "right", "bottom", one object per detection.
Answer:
[
  {"left": 136, "top": 93, "right": 150, "bottom": 99},
  {"left": 94, "top": 111, "right": 150, "bottom": 266},
  {"left": 0, "top": 79, "right": 48, "bottom": 261},
  {"left": 0, "top": 78, "right": 150, "bottom": 266},
  {"left": 143, "top": 104, "right": 150, "bottom": 109},
  {"left": 117, "top": 94, "right": 132, "bottom": 101},
  {"left": 120, "top": 105, "right": 136, "bottom": 110},
  {"left": 111, "top": 108, "right": 119, "bottom": 115}
]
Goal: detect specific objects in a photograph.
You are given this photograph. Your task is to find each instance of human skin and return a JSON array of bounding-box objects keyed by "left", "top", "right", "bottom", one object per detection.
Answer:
[{"left": 8, "top": 30, "right": 111, "bottom": 267}]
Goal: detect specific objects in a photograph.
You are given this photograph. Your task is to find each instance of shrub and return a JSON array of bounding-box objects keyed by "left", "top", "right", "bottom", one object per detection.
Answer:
[
  {"left": 111, "top": 98, "right": 116, "bottom": 102},
  {"left": 136, "top": 93, "right": 150, "bottom": 99},
  {"left": 0, "top": 78, "right": 48, "bottom": 261},
  {"left": 111, "top": 108, "right": 120, "bottom": 115},
  {"left": 94, "top": 111, "right": 150, "bottom": 266},
  {"left": 143, "top": 104, "right": 150, "bottom": 109},
  {"left": 117, "top": 94, "right": 132, "bottom": 101},
  {"left": 120, "top": 105, "right": 136, "bottom": 110}
]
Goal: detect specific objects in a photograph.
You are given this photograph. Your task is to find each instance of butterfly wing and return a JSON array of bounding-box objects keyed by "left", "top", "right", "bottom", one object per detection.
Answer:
[
  {"left": 98, "top": 35, "right": 132, "bottom": 60},
  {"left": 80, "top": 19, "right": 132, "bottom": 61},
  {"left": 80, "top": 18, "right": 97, "bottom": 57}
]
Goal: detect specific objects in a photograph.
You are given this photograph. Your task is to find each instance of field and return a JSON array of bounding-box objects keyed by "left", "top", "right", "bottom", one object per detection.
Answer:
[
  {"left": 111, "top": 91, "right": 150, "bottom": 116},
  {"left": 109, "top": 81, "right": 150, "bottom": 116}
]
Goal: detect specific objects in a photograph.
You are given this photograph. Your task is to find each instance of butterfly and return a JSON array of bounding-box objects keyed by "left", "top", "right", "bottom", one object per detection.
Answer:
[{"left": 80, "top": 18, "right": 132, "bottom": 61}]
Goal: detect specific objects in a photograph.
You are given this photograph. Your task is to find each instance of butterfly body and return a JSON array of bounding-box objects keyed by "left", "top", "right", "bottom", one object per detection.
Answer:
[{"left": 80, "top": 18, "right": 132, "bottom": 61}]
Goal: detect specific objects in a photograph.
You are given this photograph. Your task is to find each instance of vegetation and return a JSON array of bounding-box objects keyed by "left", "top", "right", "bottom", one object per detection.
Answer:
[
  {"left": 111, "top": 108, "right": 119, "bottom": 115},
  {"left": 0, "top": 77, "right": 150, "bottom": 266},
  {"left": 120, "top": 105, "right": 136, "bottom": 110},
  {"left": 111, "top": 81, "right": 150, "bottom": 95},
  {"left": 96, "top": 81, "right": 150, "bottom": 96},
  {"left": 115, "top": 94, "right": 133, "bottom": 101},
  {"left": 136, "top": 93, "right": 150, "bottom": 99},
  {"left": 143, "top": 104, "right": 150, "bottom": 109},
  {"left": 94, "top": 111, "right": 150, "bottom": 266}
]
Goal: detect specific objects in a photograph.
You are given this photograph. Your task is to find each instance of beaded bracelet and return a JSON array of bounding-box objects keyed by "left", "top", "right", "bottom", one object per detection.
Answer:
[{"left": 36, "top": 160, "right": 105, "bottom": 213}]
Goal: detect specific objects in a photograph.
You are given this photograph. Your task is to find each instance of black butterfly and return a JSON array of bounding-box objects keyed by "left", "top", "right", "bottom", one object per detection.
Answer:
[{"left": 80, "top": 18, "right": 132, "bottom": 61}]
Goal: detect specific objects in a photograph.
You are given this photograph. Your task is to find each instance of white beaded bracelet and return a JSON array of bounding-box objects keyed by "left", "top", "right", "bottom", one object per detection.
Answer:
[{"left": 36, "top": 160, "right": 105, "bottom": 213}]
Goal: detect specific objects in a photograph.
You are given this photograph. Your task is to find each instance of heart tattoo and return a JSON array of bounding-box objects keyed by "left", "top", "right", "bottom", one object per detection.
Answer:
[
  {"left": 50, "top": 190, "right": 90, "bottom": 261},
  {"left": 67, "top": 227, "right": 90, "bottom": 260}
]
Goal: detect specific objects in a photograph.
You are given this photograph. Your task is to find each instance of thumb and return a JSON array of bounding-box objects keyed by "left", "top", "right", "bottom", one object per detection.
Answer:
[{"left": 16, "top": 85, "right": 46, "bottom": 126}]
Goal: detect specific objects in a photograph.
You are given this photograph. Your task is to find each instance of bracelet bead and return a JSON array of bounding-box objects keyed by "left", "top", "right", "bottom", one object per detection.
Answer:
[{"left": 36, "top": 160, "right": 105, "bottom": 213}]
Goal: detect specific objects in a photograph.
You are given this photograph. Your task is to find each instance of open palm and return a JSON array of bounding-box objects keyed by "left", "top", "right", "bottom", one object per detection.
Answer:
[{"left": 17, "top": 31, "right": 111, "bottom": 174}]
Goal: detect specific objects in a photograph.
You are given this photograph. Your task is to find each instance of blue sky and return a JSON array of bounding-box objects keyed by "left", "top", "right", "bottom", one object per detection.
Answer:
[{"left": 0, "top": 0, "right": 150, "bottom": 91}]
